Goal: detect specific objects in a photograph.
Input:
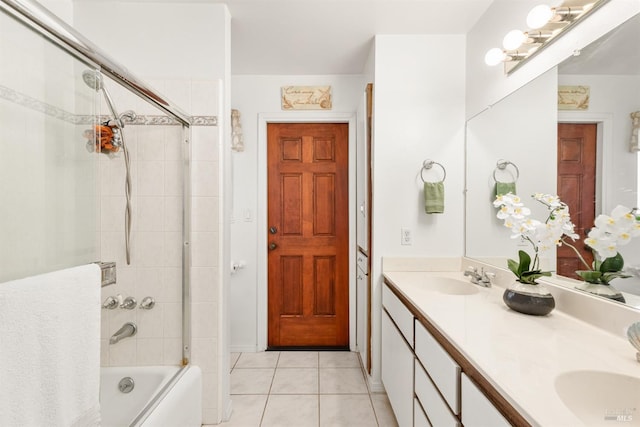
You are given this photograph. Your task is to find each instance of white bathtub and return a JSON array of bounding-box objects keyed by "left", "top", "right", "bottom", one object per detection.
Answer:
[{"left": 100, "top": 365, "right": 202, "bottom": 427}]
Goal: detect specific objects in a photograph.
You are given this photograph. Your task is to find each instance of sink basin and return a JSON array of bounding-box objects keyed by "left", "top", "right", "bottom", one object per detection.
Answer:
[
  {"left": 423, "top": 277, "right": 479, "bottom": 295},
  {"left": 555, "top": 370, "right": 640, "bottom": 425}
]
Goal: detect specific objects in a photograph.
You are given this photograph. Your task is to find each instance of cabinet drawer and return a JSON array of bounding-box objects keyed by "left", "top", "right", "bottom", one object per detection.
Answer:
[
  {"left": 461, "top": 374, "right": 510, "bottom": 427},
  {"left": 414, "top": 398, "right": 431, "bottom": 427},
  {"left": 415, "top": 360, "right": 460, "bottom": 427},
  {"left": 415, "top": 320, "right": 460, "bottom": 414},
  {"left": 382, "top": 284, "right": 413, "bottom": 346}
]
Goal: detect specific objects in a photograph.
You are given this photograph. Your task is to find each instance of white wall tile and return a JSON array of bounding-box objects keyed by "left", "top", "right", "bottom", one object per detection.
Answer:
[
  {"left": 192, "top": 127, "right": 218, "bottom": 162},
  {"left": 163, "top": 338, "right": 182, "bottom": 365},
  {"left": 101, "top": 231, "right": 128, "bottom": 266},
  {"left": 191, "top": 232, "right": 219, "bottom": 267},
  {"left": 192, "top": 338, "right": 218, "bottom": 373},
  {"left": 100, "top": 339, "right": 110, "bottom": 366},
  {"left": 138, "top": 161, "right": 165, "bottom": 196},
  {"left": 164, "top": 138, "right": 183, "bottom": 162},
  {"left": 136, "top": 305, "right": 164, "bottom": 338},
  {"left": 135, "top": 267, "right": 164, "bottom": 298},
  {"left": 101, "top": 196, "right": 126, "bottom": 231},
  {"left": 134, "top": 231, "right": 165, "bottom": 267},
  {"left": 163, "top": 302, "right": 182, "bottom": 338},
  {"left": 165, "top": 80, "right": 192, "bottom": 112},
  {"left": 164, "top": 161, "right": 183, "bottom": 196},
  {"left": 137, "top": 196, "right": 164, "bottom": 231},
  {"left": 163, "top": 267, "right": 182, "bottom": 303},
  {"left": 193, "top": 197, "right": 219, "bottom": 232},
  {"left": 192, "top": 161, "right": 218, "bottom": 197},
  {"left": 191, "top": 267, "right": 217, "bottom": 303},
  {"left": 109, "top": 338, "right": 137, "bottom": 366},
  {"left": 192, "top": 302, "right": 217, "bottom": 339},
  {"left": 137, "top": 127, "right": 166, "bottom": 161},
  {"left": 164, "top": 231, "right": 183, "bottom": 267},
  {"left": 164, "top": 196, "right": 183, "bottom": 231},
  {"left": 136, "top": 338, "right": 164, "bottom": 365}
]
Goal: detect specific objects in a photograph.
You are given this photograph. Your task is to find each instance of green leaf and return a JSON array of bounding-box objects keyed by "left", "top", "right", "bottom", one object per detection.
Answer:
[
  {"left": 601, "top": 271, "right": 632, "bottom": 284},
  {"left": 599, "top": 253, "right": 624, "bottom": 273},
  {"left": 576, "top": 270, "right": 602, "bottom": 283},
  {"left": 507, "top": 258, "right": 520, "bottom": 278},
  {"left": 517, "top": 250, "right": 531, "bottom": 276}
]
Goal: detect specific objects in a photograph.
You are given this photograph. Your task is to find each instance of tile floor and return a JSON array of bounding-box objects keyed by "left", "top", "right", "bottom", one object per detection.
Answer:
[{"left": 216, "top": 351, "right": 399, "bottom": 426}]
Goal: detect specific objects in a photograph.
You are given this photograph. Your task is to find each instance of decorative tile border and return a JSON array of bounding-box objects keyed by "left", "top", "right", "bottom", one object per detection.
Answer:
[{"left": 0, "top": 85, "right": 217, "bottom": 127}]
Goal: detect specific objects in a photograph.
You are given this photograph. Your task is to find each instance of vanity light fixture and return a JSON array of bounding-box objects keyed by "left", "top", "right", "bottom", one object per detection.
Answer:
[{"left": 484, "top": 0, "right": 609, "bottom": 73}]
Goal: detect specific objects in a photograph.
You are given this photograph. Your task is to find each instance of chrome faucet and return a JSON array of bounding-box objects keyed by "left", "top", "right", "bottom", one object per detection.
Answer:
[
  {"left": 110, "top": 322, "right": 137, "bottom": 344},
  {"left": 464, "top": 266, "right": 495, "bottom": 287}
]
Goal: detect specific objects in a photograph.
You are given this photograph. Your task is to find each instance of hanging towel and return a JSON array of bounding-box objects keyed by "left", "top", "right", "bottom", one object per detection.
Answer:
[
  {"left": 0, "top": 264, "right": 101, "bottom": 427},
  {"left": 424, "top": 181, "right": 445, "bottom": 214},
  {"left": 495, "top": 181, "right": 517, "bottom": 198}
]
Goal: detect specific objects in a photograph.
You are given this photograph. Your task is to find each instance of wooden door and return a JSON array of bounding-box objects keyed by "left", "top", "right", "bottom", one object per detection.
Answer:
[
  {"left": 267, "top": 123, "right": 349, "bottom": 348},
  {"left": 557, "top": 123, "right": 597, "bottom": 278}
]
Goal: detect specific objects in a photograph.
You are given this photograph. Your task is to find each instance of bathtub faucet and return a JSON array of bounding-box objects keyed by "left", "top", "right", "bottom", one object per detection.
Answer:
[{"left": 110, "top": 322, "right": 137, "bottom": 344}]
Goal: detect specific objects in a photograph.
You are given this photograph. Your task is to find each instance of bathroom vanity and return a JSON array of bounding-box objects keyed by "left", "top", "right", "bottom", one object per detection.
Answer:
[{"left": 381, "top": 259, "right": 640, "bottom": 426}]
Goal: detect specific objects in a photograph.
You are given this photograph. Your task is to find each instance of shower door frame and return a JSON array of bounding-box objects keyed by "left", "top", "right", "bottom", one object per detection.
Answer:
[{"left": 0, "top": 0, "right": 194, "bottom": 365}]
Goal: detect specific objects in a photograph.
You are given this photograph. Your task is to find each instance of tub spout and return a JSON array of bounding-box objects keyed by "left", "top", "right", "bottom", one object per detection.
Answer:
[{"left": 110, "top": 322, "right": 137, "bottom": 344}]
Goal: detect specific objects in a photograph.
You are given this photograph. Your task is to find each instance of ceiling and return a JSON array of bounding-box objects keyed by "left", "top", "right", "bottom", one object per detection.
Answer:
[
  {"left": 559, "top": 12, "right": 640, "bottom": 75},
  {"left": 213, "top": 0, "right": 495, "bottom": 75}
]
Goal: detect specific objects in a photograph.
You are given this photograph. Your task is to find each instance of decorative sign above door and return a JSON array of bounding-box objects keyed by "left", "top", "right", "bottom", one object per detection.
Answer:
[{"left": 281, "top": 86, "right": 332, "bottom": 110}]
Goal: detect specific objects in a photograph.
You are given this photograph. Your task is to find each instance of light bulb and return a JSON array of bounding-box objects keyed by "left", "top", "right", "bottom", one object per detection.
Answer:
[
  {"left": 485, "top": 48, "right": 506, "bottom": 66},
  {"left": 503, "top": 30, "right": 527, "bottom": 50},
  {"left": 527, "top": 4, "right": 554, "bottom": 29}
]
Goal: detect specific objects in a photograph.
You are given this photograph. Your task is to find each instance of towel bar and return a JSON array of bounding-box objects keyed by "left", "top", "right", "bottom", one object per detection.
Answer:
[
  {"left": 493, "top": 159, "right": 519, "bottom": 183},
  {"left": 421, "top": 159, "right": 446, "bottom": 182}
]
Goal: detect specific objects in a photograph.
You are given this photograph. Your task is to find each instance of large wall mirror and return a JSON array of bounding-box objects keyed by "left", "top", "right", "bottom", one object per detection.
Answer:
[{"left": 465, "top": 12, "right": 640, "bottom": 309}]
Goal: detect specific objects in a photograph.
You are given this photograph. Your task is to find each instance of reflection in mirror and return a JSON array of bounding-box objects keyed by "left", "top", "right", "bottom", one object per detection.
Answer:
[{"left": 465, "top": 13, "right": 640, "bottom": 309}]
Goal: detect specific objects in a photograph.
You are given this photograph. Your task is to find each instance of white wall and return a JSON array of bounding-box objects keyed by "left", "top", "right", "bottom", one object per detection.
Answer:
[
  {"left": 370, "top": 34, "right": 466, "bottom": 386},
  {"left": 74, "top": 2, "right": 231, "bottom": 423},
  {"left": 466, "top": 0, "right": 640, "bottom": 119},
  {"left": 229, "top": 74, "right": 368, "bottom": 351}
]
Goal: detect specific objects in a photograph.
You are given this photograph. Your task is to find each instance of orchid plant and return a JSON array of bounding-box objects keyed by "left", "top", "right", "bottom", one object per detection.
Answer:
[
  {"left": 493, "top": 193, "right": 579, "bottom": 285},
  {"left": 565, "top": 205, "right": 640, "bottom": 285}
]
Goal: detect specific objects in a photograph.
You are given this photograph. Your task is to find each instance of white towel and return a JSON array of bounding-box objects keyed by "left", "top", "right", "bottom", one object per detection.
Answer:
[{"left": 0, "top": 264, "right": 102, "bottom": 427}]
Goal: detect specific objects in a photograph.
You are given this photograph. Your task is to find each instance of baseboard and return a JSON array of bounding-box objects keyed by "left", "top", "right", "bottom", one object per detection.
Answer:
[
  {"left": 367, "top": 376, "right": 385, "bottom": 393},
  {"left": 230, "top": 345, "right": 258, "bottom": 353}
]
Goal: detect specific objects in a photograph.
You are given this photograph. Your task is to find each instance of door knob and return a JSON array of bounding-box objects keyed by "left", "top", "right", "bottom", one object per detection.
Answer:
[
  {"left": 269, "top": 242, "right": 278, "bottom": 251},
  {"left": 269, "top": 226, "right": 278, "bottom": 234}
]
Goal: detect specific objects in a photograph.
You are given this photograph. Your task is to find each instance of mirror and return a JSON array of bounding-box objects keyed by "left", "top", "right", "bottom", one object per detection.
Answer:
[{"left": 465, "top": 13, "right": 640, "bottom": 309}]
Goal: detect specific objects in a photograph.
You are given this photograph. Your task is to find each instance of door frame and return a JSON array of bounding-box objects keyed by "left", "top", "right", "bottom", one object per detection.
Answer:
[
  {"left": 257, "top": 112, "right": 357, "bottom": 351},
  {"left": 558, "top": 112, "right": 614, "bottom": 214}
]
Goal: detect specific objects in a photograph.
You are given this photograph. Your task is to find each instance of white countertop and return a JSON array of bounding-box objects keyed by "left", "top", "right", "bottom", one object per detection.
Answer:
[{"left": 383, "top": 270, "right": 640, "bottom": 427}]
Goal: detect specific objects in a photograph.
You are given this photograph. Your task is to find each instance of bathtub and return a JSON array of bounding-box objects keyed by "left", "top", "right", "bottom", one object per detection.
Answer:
[{"left": 100, "top": 365, "right": 202, "bottom": 427}]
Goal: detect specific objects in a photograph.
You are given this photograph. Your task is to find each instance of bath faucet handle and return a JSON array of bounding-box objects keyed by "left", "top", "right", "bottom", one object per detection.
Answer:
[
  {"left": 139, "top": 296, "right": 155, "bottom": 310},
  {"left": 120, "top": 296, "right": 137, "bottom": 310},
  {"left": 102, "top": 296, "right": 119, "bottom": 310},
  {"left": 480, "top": 269, "right": 495, "bottom": 287}
]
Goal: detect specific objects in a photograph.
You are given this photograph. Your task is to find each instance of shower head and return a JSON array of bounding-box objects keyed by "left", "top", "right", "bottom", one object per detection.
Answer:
[
  {"left": 82, "top": 69, "right": 122, "bottom": 128},
  {"left": 82, "top": 70, "right": 103, "bottom": 91}
]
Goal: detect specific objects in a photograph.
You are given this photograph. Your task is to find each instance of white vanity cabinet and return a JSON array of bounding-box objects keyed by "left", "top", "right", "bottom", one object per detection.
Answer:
[
  {"left": 382, "top": 285, "right": 415, "bottom": 427},
  {"left": 382, "top": 281, "right": 526, "bottom": 427},
  {"left": 462, "top": 374, "right": 511, "bottom": 427}
]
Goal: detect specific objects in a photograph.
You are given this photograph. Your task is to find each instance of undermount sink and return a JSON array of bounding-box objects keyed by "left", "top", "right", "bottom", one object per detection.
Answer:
[
  {"left": 423, "top": 277, "right": 479, "bottom": 295},
  {"left": 555, "top": 370, "right": 640, "bottom": 426}
]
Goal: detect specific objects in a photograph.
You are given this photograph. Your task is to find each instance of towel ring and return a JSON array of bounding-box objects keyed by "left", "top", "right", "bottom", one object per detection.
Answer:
[
  {"left": 421, "top": 160, "right": 446, "bottom": 183},
  {"left": 493, "top": 159, "right": 519, "bottom": 183}
]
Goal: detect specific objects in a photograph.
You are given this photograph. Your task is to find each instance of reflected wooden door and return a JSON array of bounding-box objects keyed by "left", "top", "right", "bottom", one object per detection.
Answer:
[
  {"left": 267, "top": 123, "right": 349, "bottom": 348},
  {"left": 557, "top": 123, "right": 597, "bottom": 278}
]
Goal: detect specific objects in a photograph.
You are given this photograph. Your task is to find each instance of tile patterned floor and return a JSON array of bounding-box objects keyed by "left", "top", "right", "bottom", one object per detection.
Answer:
[{"left": 217, "top": 351, "right": 399, "bottom": 427}]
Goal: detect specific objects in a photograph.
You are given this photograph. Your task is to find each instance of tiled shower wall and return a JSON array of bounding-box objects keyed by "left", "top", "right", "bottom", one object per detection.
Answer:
[{"left": 98, "top": 78, "right": 221, "bottom": 422}]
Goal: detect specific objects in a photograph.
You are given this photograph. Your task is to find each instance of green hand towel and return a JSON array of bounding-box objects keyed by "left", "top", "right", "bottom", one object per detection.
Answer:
[
  {"left": 495, "top": 181, "right": 517, "bottom": 198},
  {"left": 424, "top": 181, "right": 444, "bottom": 214}
]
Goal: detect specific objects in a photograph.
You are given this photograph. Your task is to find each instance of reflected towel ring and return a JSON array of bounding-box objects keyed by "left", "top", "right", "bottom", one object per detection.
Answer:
[
  {"left": 493, "top": 159, "right": 519, "bottom": 183},
  {"left": 421, "top": 160, "right": 446, "bottom": 183}
]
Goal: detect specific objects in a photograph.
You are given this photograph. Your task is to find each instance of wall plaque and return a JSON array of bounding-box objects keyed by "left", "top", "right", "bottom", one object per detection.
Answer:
[
  {"left": 281, "top": 86, "right": 332, "bottom": 110},
  {"left": 558, "top": 85, "right": 590, "bottom": 110}
]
